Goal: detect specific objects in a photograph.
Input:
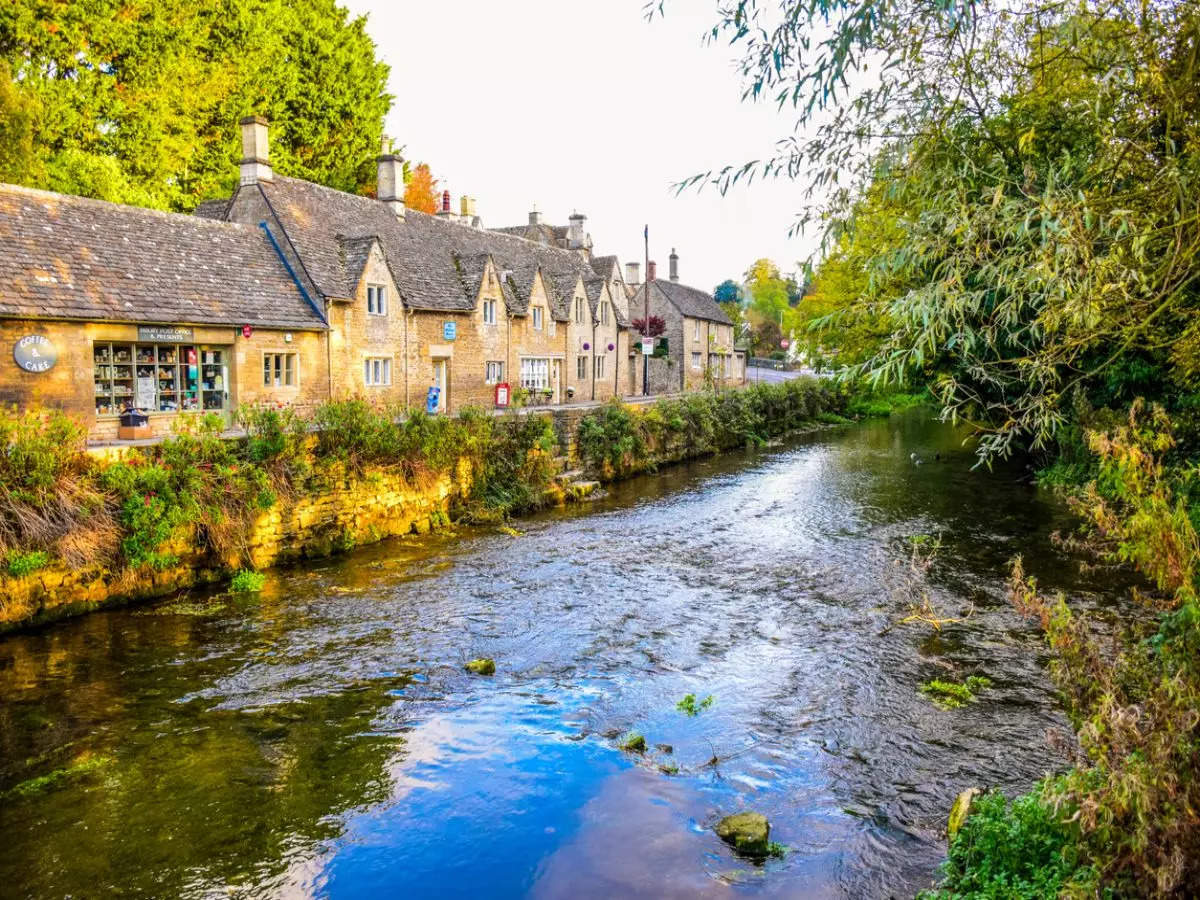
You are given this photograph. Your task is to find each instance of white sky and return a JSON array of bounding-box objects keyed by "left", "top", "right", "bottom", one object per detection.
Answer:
[{"left": 341, "top": 0, "right": 820, "bottom": 293}]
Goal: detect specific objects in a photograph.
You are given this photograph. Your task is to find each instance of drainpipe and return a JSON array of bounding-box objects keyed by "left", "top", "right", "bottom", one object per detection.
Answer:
[
  {"left": 325, "top": 303, "right": 334, "bottom": 401},
  {"left": 591, "top": 318, "right": 597, "bottom": 401}
]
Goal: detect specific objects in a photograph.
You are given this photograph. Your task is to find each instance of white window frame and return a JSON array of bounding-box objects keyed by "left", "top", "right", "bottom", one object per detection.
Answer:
[
  {"left": 364, "top": 356, "right": 392, "bottom": 386},
  {"left": 532, "top": 306, "right": 544, "bottom": 331},
  {"left": 485, "top": 360, "right": 504, "bottom": 384},
  {"left": 691, "top": 352, "right": 701, "bottom": 369},
  {"left": 520, "top": 357, "right": 549, "bottom": 390},
  {"left": 482, "top": 298, "right": 497, "bottom": 325},
  {"left": 575, "top": 297, "right": 584, "bottom": 323},
  {"left": 594, "top": 354, "right": 605, "bottom": 378},
  {"left": 367, "top": 283, "right": 387, "bottom": 316},
  {"left": 694, "top": 320, "right": 701, "bottom": 342},
  {"left": 263, "top": 352, "right": 298, "bottom": 388},
  {"left": 576, "top": 355, "right": 587, "bottom": 379},
  {"left": 601, "top": 301, "right": 610, "bottom": 326}
]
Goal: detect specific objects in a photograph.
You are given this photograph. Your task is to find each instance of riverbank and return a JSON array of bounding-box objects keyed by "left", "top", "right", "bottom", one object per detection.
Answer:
[{"left": 0, "top": 379, "right": 844, "bottom": 632}]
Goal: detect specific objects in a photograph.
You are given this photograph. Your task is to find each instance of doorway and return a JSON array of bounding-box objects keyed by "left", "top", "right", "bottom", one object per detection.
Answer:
[
  {"left": 432, "top": 358, "right": 448, "bottom": 413},
  {"left": 551, "top": 359, "right": 562, "bottom": 404}
]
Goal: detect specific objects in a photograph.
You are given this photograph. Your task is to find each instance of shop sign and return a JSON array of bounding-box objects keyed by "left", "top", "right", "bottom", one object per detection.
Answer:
[
  {"left": 137, "top": 325, "right": 194, "bottom": 343},
  {"left": 442, "top": 321, "right": 457, "bottom": 341},
  {"left": 13, "top": 334, "right": 57, "bottom": 373}
]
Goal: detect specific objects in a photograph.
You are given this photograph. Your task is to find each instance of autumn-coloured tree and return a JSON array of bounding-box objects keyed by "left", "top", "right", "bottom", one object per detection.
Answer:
[
  {"left": 632, "top": 316, "right": 666, "bottom": 338},
  {"left": 403, "top": 163, "right": 438, "bottom": 214}
]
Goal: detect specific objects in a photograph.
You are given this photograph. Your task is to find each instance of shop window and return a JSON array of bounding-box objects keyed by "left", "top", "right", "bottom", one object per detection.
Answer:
[
  {"left": 520, "top": 358, "right": 549, "bottom": 390},
  {"left": 485, "top": 360, "right": 504, "bottom": 384},
  {"left": 576, "top": 355, "right": 587, "bottom": 379},
  {"left": 367, "top": 284, "right": 387, "bottom": 316},
  {"left": 364, "top": 356, "right": 392, "bottom": 386},
  {"left": 93, "top": 342, "right": 227, "bottom": 416},
  {"left": 263, "top": 352, "right": 297, "bottom": 388}
]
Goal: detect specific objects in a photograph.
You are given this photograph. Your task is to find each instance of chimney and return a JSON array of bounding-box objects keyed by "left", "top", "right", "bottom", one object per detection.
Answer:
[
  {"left": 669, "top": 248, "right": 679, "bottom": 283},
  {"left": 625, "top": 262, "right": 641, "bottom": 286},
  {"left": 238, "top": 115, "right": 272, "bottom": 185},
  {"left": 528, "top": 207, "right": 541, "bottom": 226},
  {"left": 647, "top": 260, "right": 657, "bottom": 282},
  {"left": 377, "top": 138, "right": 405, "bottom": 221},
  {"left": 568, "top": 212, "right": 587, "bottom": 249},
  {"left": 460, "top": 195, "right": 470, "bottom": 218},
  {"left": 438, "top": 190, "right": 454, "bottom": 219}
]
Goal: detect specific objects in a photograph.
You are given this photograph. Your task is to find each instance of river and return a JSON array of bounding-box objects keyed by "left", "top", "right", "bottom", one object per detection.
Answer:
[{"left": 0, "top": 411, "right": 1114, "bottom": 898}]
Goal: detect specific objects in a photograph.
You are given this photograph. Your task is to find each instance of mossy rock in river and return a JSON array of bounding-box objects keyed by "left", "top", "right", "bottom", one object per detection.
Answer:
[
  {"left": 715, "top": 811, "right": 770, "bottom": 858},
  {"left": 464, "top": 658, "right": 496, "bottom": 676}
]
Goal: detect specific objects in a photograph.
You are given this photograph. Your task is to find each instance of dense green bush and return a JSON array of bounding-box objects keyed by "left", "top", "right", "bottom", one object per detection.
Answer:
[
  {"left": 919, "top": 788, "right": 1099, "bottom": 899},
  {"left": 467, "top": 411, "right": 558, "bottom": 516},
  {"left": 576, "top": 379, "right": 842, "bottom": 476}
]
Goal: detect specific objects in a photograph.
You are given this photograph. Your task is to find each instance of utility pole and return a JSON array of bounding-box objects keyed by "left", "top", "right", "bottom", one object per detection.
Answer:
[{"left": 642, "top": 224, "right": 650, "bottom": 396}]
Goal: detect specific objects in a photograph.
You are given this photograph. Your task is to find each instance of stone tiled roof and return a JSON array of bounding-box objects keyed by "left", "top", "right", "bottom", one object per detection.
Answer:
[
  {"left": 193, "top": 198, "right": 231, "bottom": 220},
  {"left": 491, "top": 222, "right": 568, "bottom": 247},
  {"left": 338, "top": 235, "right": 383, "bottom": 296},
  {"left": 0, "top": 182, "right": 326, "bottom": 330},
  {"left": 248, "top": 177, "right": 605, "bottom": 319},
  {"left": 652, "top": 279, "right": 732, "bottom": 325},
  {"left": 590, "top": 254, "right": 619, "bottom": 279}
]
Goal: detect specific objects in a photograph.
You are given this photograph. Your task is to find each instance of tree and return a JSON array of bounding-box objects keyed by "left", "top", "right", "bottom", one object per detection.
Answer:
[
  {"left": 631, "top": 316, "right": 666, "bottom": 338},
  {"left": 0, "top": 60, "right": 35, "bottom": 184},
  {"left": 403, "top": 163, "right": 438, "bottom": 215},
  {"left": 713, "top": 279, "right": 743, "bottom": 304},
  {"left": 0, "top": 0, "right": 392, "bottom": 210}
]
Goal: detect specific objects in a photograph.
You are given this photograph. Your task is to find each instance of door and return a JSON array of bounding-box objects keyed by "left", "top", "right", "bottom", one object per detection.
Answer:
[
  {"left": 432, "top": 358, "right": 448, "bottom": 413},
  {"left": 551, "top": 359, "right": 562, "bottom": 404}
]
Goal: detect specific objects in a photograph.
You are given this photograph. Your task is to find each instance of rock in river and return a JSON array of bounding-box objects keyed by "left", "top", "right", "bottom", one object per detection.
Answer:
[
  {"left": 715, "top": 811, "right": 770, "bottom": 857},
  {"left": 464, "top": 658, "right": 496, "bottom": 676},
  {"left": 948, "top": 787, "right": 981, "bottom": 839}
]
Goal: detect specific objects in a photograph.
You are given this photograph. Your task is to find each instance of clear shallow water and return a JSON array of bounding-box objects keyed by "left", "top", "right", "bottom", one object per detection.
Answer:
[{"left": 0, "top": 412, "right": 1116, "bottom": 898}]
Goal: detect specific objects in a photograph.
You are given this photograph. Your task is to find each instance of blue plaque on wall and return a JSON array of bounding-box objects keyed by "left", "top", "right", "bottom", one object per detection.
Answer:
[{"left": 443, "top": 321, "right": 457, "bottom": 341}]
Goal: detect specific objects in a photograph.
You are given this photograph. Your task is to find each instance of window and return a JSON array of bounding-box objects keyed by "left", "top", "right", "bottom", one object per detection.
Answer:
[
  {"left": 92, "top": 342, "right": 231, "bottom": 416},
  {"left": 532, "top": 306, "right": 543, "bottom": 330},
  {"left": 576, "top": 355, "right": 588, "bottom": 379},
  {"left": 367, "top": 284, "right": 387, "bottom": 316},
  {"left": 601, "top": 301, "right": 610, "bottom": 325},
  {"left": 482, "top": 298, "right": 496, "bottom": 325},
  {"left": 485, "top": 360, "right": 504, "bottom": 384},
  {"left": 263, "top": 352, "right": 297, "bottom": 388},
  {"left": 575, "top": 297, "right": 584, "bottom": 323},
  {"left": 520, "top": 357, "right": 549, "bottom": 390},
  {"left": 692, "top": 352, "right": 702, "bottom": 369},
  {"left": 594, "top": 355, "right": 605, "bottom": 378},
  {"left": 694, "top": 320, "right": 701, "bottom": 342},
  {"left": 364, "top": 356, "right": 392, "bottom": 386}
]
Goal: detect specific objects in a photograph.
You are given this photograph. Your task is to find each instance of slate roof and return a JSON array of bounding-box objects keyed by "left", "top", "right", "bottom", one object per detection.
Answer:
[
  {"left": 590, "top": 255, "right": 619, "bottom": 280},
  {"left": 491, "top": 222, "right": 570, "bottom": 247},
  {"left": 240, "top": 177, "right": 602, "bottom": 319},
  {"left": 194, "top": 198, "right": 231, "bottom": 221},
  {"left": 0, "top": 182, "right": 326, "bottom": 330},
  {"left": 651, "top": 279, "right": 732, "bottom": 325}
]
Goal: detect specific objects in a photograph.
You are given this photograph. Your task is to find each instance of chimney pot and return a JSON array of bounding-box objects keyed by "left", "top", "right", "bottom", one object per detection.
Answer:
[
  {"left": 377, "top": 145, "right": 405, "bottom": 221},
  {"left": 568, "top": 212, "right": 587, "bottom": 250},
  {"left": 647, "top": 260, "right": 657, "bottom": 282},
  {"left": 238, "top": 115, "right": 272, "bottom": 185},
  {"left": 528, "top": 207, "right": 541, "bottom": 226},
  {"left": 625, "top": 262, "right": 641, "bottom": 286},
  {"left": 669, "top": 248, "right": 679, "bottom": 283}
]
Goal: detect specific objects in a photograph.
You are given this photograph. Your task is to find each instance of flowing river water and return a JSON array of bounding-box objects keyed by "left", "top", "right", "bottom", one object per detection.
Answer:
[{"left": 0, "top": 411, "right": 1116, "bottom": 898}]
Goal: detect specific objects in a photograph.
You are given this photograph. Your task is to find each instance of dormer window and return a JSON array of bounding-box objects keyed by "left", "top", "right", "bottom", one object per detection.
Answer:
[
  {"left": 532, "top": 306, "right": 544, "bottom": 331},
  {"left": 483, "top": 298, "right": 497, "bottom": 325},
  {"left": 367, "top": 284, "right": 387, "bottom": 316},
  {"left": 575, "top": 296, "right": 584, "bottom": 324},
  {"left": 601, "top": 301, "right": 610, "bottom": 326}
]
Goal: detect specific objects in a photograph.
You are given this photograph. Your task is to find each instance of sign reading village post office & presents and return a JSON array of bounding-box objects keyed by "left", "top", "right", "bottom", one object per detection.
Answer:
[
  {"left": 137, "top": 325, "right": 195, "bottom": 343},
  {"left": 13, "top": 335, "right": 58, "bottom": 373}
]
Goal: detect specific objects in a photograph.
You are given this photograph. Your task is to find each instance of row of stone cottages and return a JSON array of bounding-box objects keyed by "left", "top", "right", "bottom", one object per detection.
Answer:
[{"left": 0, "top": 116, "right": 745, "bottom": 442}]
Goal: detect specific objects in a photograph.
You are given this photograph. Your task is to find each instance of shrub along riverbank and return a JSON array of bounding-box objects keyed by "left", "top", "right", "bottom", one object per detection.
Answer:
[{"left": 0, "top": 379, "right": 845, "bottom": 630}]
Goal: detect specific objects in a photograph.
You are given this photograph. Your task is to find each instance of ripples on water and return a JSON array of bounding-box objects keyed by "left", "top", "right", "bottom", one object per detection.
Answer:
[{"left": 0, "top": 412, "right": 1118, "bottom": 898}]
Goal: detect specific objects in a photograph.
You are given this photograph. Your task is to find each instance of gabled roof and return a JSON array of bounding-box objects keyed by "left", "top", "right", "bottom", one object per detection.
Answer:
[
  {"left": 590, "top": 254, "right": 620, "bottom": 280},
  {"left": 0, "top": 182, "right": 325, "bottom": 330},
  {"left": 239, "top": 177, "right": 604, "bottom": 318},
  {"left": 491, "top": 222, "right": 569, "bottom": 247},
  {"left": 649, "top": 279, "right": 732, "bottom": 325},
  {"left": 338, "top": 235, "right": 388, "bottom": 298}
]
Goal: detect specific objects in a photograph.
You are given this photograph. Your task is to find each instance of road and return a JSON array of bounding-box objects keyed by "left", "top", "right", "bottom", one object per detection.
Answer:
[{"left": 746, "top": 363, "right": 821, "bottom": 384}]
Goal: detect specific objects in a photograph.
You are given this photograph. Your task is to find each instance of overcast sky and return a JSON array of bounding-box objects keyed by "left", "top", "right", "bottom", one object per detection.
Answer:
[{"left": 342, "top": 0, "right": 820, "bottom": 293}]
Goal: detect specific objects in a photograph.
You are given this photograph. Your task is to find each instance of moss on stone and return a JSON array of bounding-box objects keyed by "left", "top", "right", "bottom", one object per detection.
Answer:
[
  {"left": 464, "top": 657, "right": 495, "bottom": 676},
  {"left": 715, "top": 811, "right": 771, "bottom": 858}
]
